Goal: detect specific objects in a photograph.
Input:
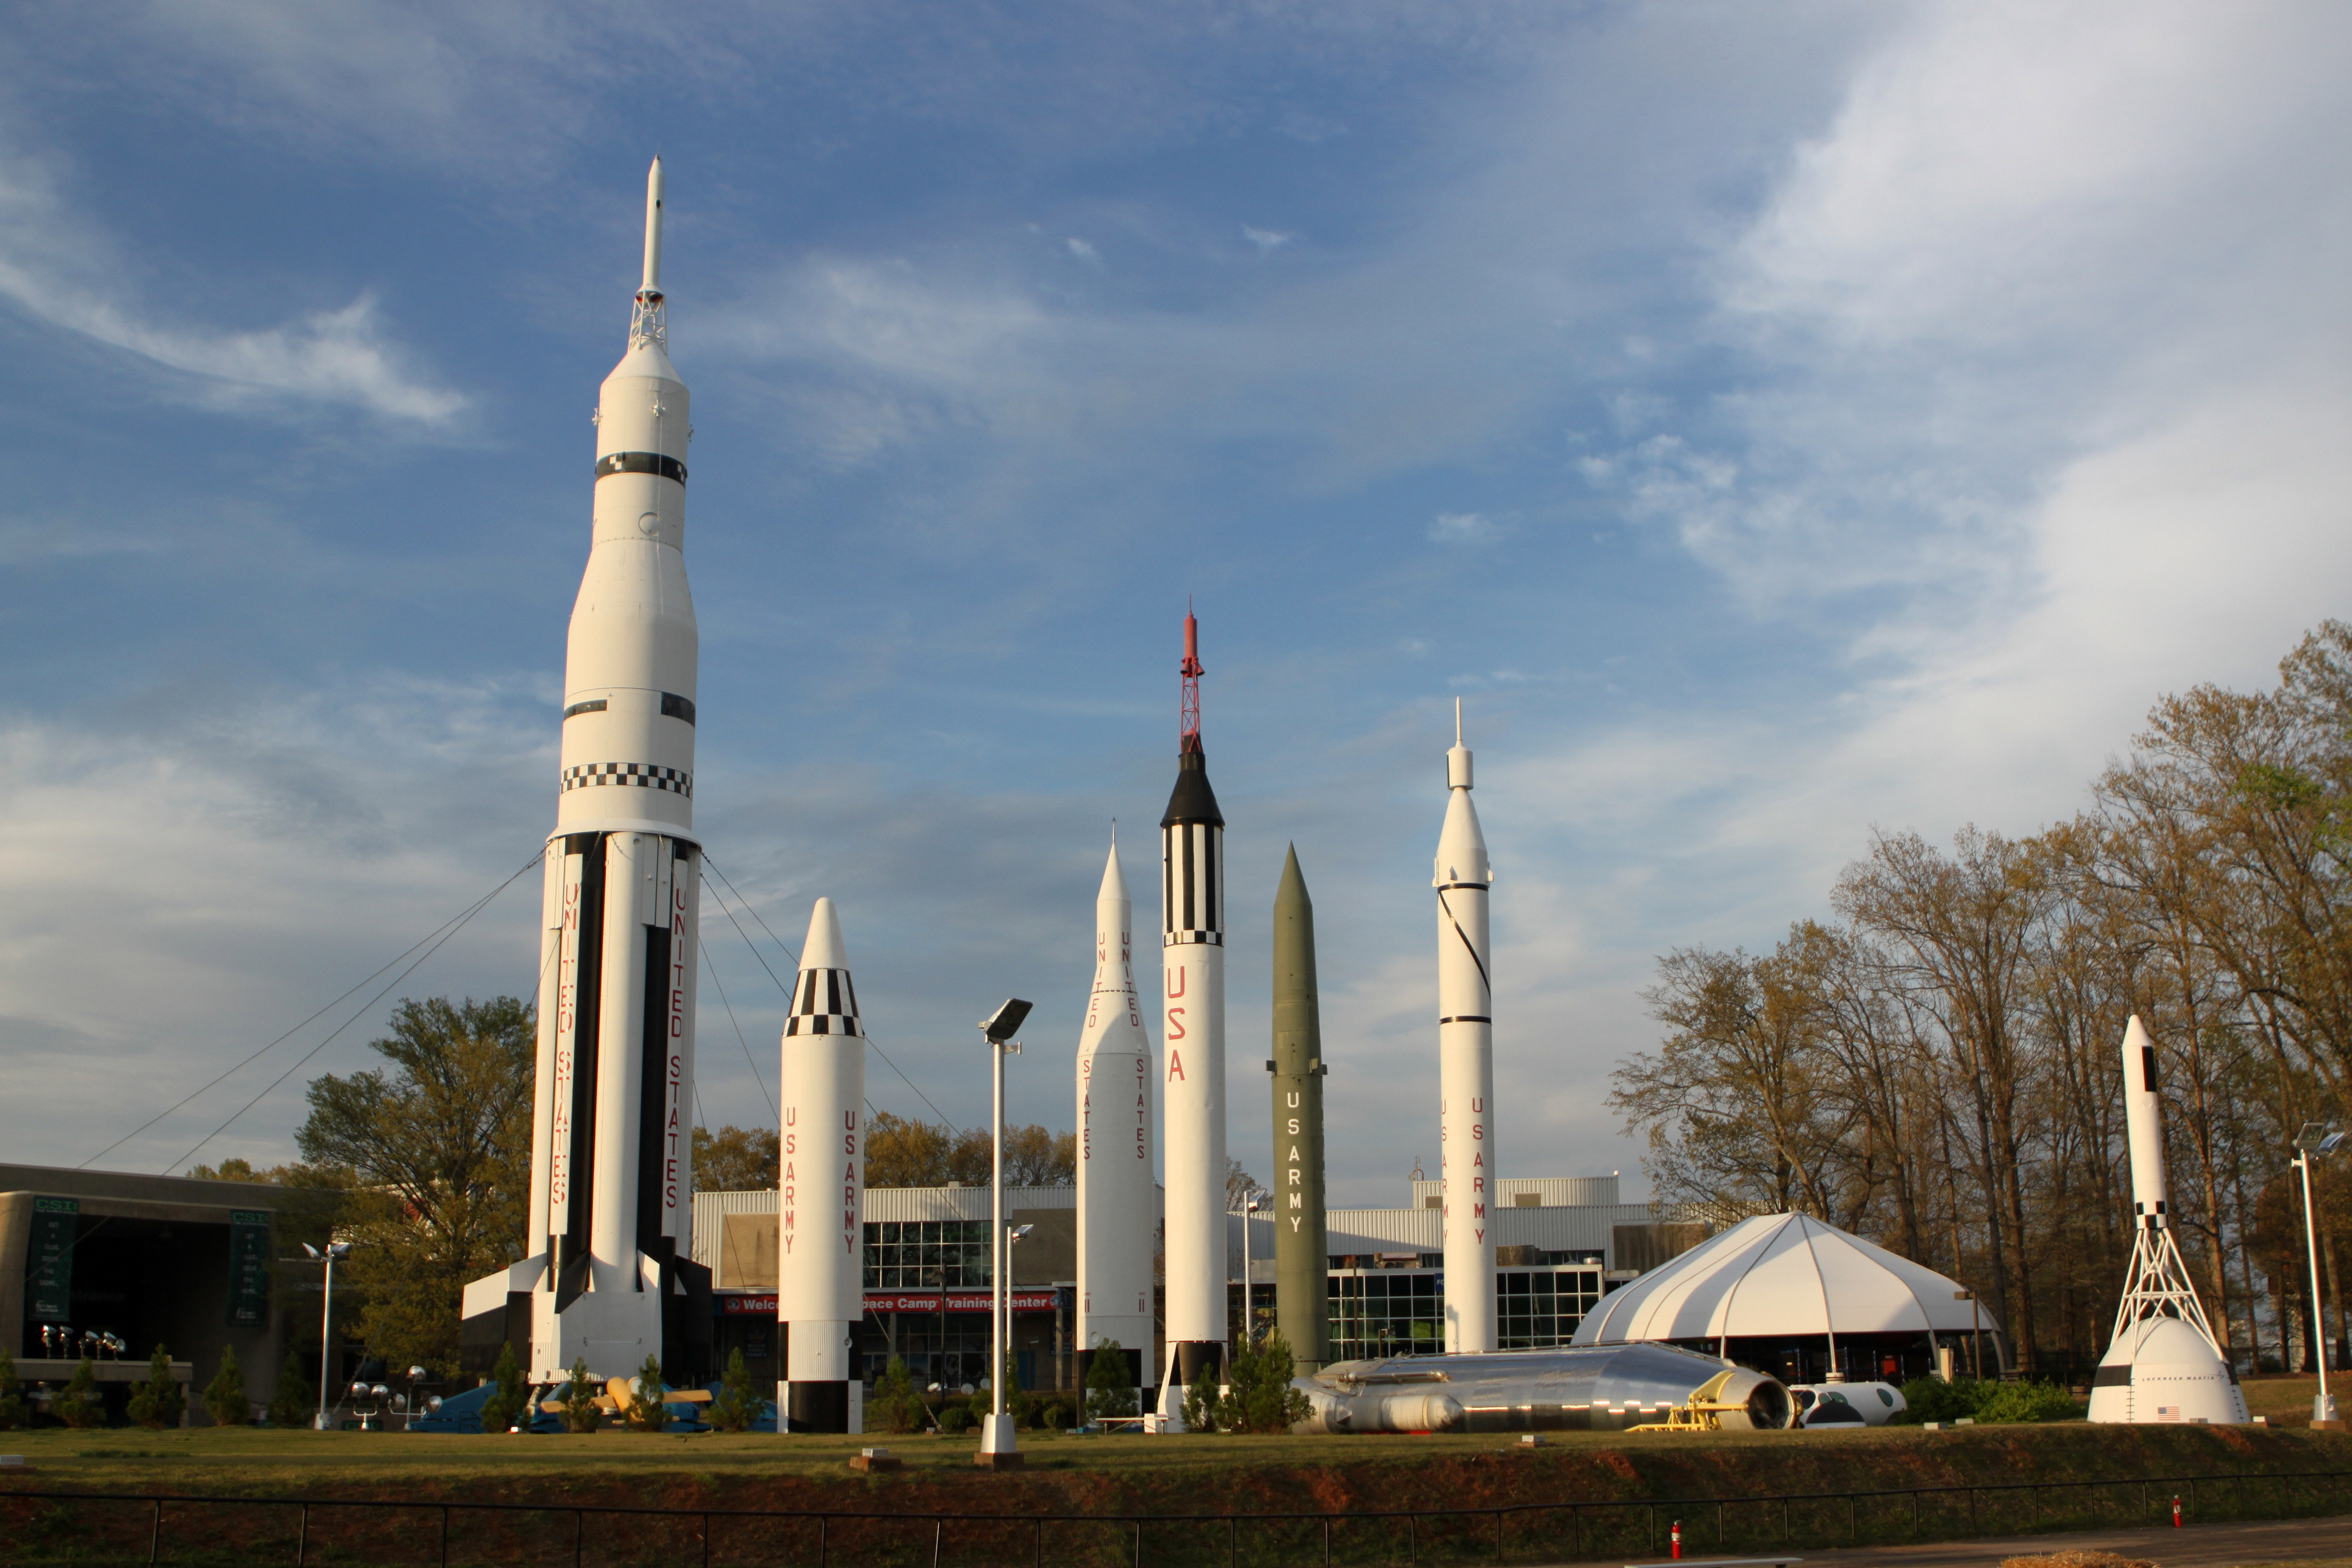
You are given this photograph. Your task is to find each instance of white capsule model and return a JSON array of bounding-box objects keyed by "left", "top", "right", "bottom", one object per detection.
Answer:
[
  {"left": 2087, "top": 1015, "right": 2247, "bottom": 1424},
  {"left": 460, "top": 157, "right": 708, "bottom": 1390},
  {"left": 1159, "top": 611, "right": 1228, "bottom": 1422},
  {"left": 1077, "top": 835, "right": 1156, "bottom": 1394},
  {"left": 777, "top": 897, "right": 868, "bottom": 1434},
  {"left": 1434, "top": 699, "right": 1495, "bottom": 1354}
]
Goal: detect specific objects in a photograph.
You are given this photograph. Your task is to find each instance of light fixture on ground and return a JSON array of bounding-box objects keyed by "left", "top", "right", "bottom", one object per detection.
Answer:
[
  {"left": 978, "top": 997, "right": 1033, "bottom": 1469},
  {"left": 2296, "top": 1123, "right": 2347, "bottom": 1428},
  {"left": 303, "top": 1240, "right": 352, "bottom": 1430}
]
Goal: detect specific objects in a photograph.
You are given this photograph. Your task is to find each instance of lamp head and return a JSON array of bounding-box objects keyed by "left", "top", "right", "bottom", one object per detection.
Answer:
[
  {"left": 980, "top": 998, "right": 1033, "bottom": 1043},
  {"left": 327, "top": 1241, "right": 353, "bottom": 1261},
  {"left": 302, "top": 1243, "right": 321, "bottom": 1261},
  {"left": 2298, "top": 1122, "right": 2345, "bottom": 1155},
  {"left": 1009, "top": 1224, "right": 1035, "bottom": 1242}
]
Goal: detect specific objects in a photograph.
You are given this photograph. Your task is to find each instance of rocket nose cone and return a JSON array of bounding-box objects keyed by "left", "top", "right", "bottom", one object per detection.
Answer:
[
  {"left": 1098, "top": 841, "right": 1129, "bottom": 903},
  {"left": 2122, "top": 1014, "right": 2155, "bottom": 1058},
  {"left": 1275, "top": 843, "right": 1312, "bottom": 909},
  {"left": 801, "top": 896, "right": 851, "bottom": 971}
]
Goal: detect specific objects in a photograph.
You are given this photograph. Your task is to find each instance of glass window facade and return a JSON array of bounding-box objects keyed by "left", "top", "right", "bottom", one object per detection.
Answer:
[
  {"left": 863, "top": 1220, "right": 992, "bottom": 1289},
  {"left": 1327, "top": 1266, "right": 1605, "bottom": 1361}
]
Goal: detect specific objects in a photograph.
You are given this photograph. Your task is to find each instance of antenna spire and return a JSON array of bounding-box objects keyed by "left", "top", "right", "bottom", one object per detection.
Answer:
[
  {"left": 630, "top": 156, "right": 668, "bottom": 350},
  {"left": 1179, "top": 603, "right": 1203, "bottom": 753}
]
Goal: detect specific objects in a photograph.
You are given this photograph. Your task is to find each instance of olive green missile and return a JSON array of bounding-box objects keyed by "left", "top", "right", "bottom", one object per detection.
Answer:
[{"left": 1268, "top": 844, "right": 1330, "bottom": 1374}]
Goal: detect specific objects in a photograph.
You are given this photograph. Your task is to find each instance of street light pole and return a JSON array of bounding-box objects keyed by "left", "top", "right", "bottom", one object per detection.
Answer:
[
  {"left": 304, "top": 1241, "right": 352, "bottom": 1431},
  {"left": 977, "top": 998, "right": 1032, "bottom": 1469},
  {"left": 2294, "top": 1123, "right": 2346, "bottom": 1424}
]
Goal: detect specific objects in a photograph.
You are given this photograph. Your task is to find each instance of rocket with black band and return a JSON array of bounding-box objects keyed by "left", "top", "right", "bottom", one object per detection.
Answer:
[
  {"left": 459, "top": 156, "right": 710, "bottom": 1394},
  {"left": 1433, "top": 698, "right": 1496, "bottom": 1354}
]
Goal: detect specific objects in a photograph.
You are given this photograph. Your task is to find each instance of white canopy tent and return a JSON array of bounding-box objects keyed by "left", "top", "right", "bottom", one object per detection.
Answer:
[{"left": 1572, "top": 1213, "right": 2000, "bottom": 1372}]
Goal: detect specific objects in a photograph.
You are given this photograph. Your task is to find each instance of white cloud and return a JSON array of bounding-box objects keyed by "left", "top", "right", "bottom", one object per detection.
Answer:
[
  {"left": 1066, "top": 236, "right": 1100, "bottom": 263},
  {"left": 1242, "top": 225, "right": 1294, "bottom": 253},
  {"left": 1428, "top": 510, "right": 1491, "bottom": 543}
]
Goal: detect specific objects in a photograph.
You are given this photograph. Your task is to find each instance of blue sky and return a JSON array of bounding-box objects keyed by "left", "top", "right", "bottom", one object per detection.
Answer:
[{"left": 4, "top": 1, "right": 2349, "bottom": 1206}]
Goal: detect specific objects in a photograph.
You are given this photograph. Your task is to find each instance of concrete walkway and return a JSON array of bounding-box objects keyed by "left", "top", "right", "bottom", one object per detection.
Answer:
[{"left": 1544, "top": 1513, "right": 2352, "bottom": 1568}]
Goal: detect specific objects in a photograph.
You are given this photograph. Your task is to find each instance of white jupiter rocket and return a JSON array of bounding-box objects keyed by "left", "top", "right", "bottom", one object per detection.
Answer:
[
  {"left": 1077, "top": 835, "right": 1155, "bottom": 1392},
  {"left": 1160, "top": 611, "right": 1228, "bottom": 1421},
  {"left": 1434, "top": 699, "right": 1495, "bottom": 1355},
  {"left": 463, "top": 156, "right": 709, "bottom": 1389},
  {"left": 777, "top": 898, "right": 868, "bottom": 1434},
  {"left": 2087, "top": 1015, "right": 2246, "bottom": 1424}
]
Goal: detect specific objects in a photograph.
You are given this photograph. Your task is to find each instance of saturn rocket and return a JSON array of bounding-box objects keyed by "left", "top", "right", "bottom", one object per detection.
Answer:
[
  {"left": 462, "top": 157, "right": 709, "bottom": 1387},
  {"left": 1270, "top": 845, "right": 1330, "bottom": 1373},
  {"left": 777, "top": 898, "right": 868, "bottom": 1433},
  {"left": 1160, "top": 611, "right": 1228, "bottom": 1421},
  {"left": 1076, "top": 838, "right": 1155, "bottom": 1392},
  {"left": 2087, "top": 1015, "right": 2246, "bottom": 1424},
  {"left": 1434, "top": 700, "right": 1495, "bottom": 1354}
]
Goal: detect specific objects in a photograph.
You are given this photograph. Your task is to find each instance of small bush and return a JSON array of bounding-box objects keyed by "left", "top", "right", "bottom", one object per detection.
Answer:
[
  {"left": 1040, "top": 1401, "right": 1069, "bottom": 1430},
  {"left": 267, "top": 1349, "right": 313, "bottom": 1429},
  {"left": 1181, "top": 1372, "right": 1221, "bottom": 1432},
  {"left": 707, "top": 1347, "right": 761, "bottom": 1433},
  {"left": 937, "top": 1404, "right": 975, "bottom": 1434},
  {"left": 559, "top": 1358, "right": 602, "bottom": 1433},
  {"left": 0, "top": 1350, "right": 23, "bottom": 1430},
  {"left": 202, "top": 1345, "right": 249, "bottom": 1427},
  {"left": 625, "top": 1355, "right": 669, "bottom": 1432},
  {"left": 126, "top": 1345, "right": 184, "bottom": 1429},
  {"left": 1217, "top": 1328, "right": 1310, "bottom": 1434},
  {"left": 478, "top": 1343, "right": 527, "bottom": 1433},
  {"left": 1084, "top": 1339, "right": 1138, "bottom": 1422},
  {"left": 56, "top": 1358, "right": 104, "bottom": 1429},
  {"left": 1975, "top": 1379, "right": 2080, "bottom": 1423},
  {"left": 870, "top": 1356, "right": 923, "bottom": 1435}
]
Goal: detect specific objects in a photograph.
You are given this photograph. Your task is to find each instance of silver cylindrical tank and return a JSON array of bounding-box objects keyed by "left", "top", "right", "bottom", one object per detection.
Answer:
[{"left": 1292, "top": 1344, "right": 1796, "bottom": 1434}]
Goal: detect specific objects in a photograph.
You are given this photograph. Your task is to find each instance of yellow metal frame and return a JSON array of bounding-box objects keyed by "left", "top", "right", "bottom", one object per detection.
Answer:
[{"left": 1625, "top": 1370, "right": 1752, "bottom": 1433}]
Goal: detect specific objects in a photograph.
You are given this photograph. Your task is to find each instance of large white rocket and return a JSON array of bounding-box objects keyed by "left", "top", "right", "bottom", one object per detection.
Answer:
[
  {"left": 777, "top": 898, "right": 868, "bottom": 1434},
  {"left": 1434, "top": 700, "right": 1495, "bottom": 1354},
  {"left": 1160, "top": 612, "right": 1228, "bottom": 1420},
  {"left": 463, "top": 157, "right": 709, "bottom": 1387},
  {"left": 1077, "top": 838, "right": 1156, "bottom": 1389},
  {"left": 2087, "top": 1015, "right": 2246, "bottom": 1424}
]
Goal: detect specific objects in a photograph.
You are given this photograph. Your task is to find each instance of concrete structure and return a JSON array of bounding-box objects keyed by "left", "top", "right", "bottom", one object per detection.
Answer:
[
  {"left": 1075, "top": 838, "right": 1154, "bottom": 1392},
  {"left": 1433, "top": 700, "right": 1496, "bottom": 1353},
  {"left": 1571, "top": 1211, "right": 1997, "bottom": 1385},
  {"left": 2088, "top": 1015, "right": 2248, "bottom": 1424},
  {"left": 1159, "top": 609, "right": 1228, "bottom": 1421},
  {"left": 1268, "top": 845, "right": 1329, "bottom": 1372},
  {"left": 3, "top": 1163, "right": 336, "bottom": 1422},
  {"left": 462, "top": 155, "right": 711, "bottom": 1387},
  {"left": 776, "top": 897, "right": 868, "bottom": 1433}
]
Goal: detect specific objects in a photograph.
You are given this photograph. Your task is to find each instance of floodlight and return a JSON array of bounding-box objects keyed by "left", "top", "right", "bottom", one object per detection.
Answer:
[
  {"left": 1010, "top": 1224, "right": 1035, "bottom": 1242},
  {"left": 2297, "top": 1122, "right": 2345, "bottom": 1155},
  {"left": 980, "top": 998, "right": 1032, "bottom": 1043}
]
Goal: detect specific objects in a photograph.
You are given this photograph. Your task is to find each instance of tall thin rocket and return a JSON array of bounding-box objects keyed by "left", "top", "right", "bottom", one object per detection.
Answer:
[
  {"left": 1076, "top": 834, "right": 1155, "bottom": 1391},
  {"left": 472, "top": 156, "right": 708, "bottom": 1386},
  {"left": 1270, "top": 845, "right": 1330, "bottom": 1374},
  {"left": 777, "top": 897, "right": 868, "bottom": 1434},
  {"left": 1434, "top": 699, "right": 1495, "bottom": 1354},
  {"left": 1160, "top": 610, "right": 1228, "bottom": 1419}
]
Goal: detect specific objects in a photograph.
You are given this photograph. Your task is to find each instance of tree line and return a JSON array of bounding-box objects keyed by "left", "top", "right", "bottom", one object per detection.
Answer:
[{"left": 1609, "top": 623, "right": 2352, "bottom": 1377}]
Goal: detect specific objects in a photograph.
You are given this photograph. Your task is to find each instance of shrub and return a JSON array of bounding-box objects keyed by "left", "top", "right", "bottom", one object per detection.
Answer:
[
  {"left": 870, "top": 1356, "right": 923, "bottom": 1435},
  {"left": 1218, "top": 1328, "right": 1310, "bottom": 1434},
  {"left": 1975, "top": 1379, "right": 2080, "bottom": 1424},
  {"left": 625, "top": 1355, "right": 669, "bottom": 1432},
  {"left": 1181, "top": 1372, "right": 1221, "bottom": 1432},
  {"left": 0, "top": 1350, "right": 22, "bottom": 1430},
  {"left": 1085, "top": 1339, "right": 1138, "bottom": 1422},
  {"left": 125, "top": 1345, "right": 184, "bottom": 1429},
  {"left": 1002, "top": 1356, "right": 1040, "bottom": 1429},
  {"left": 1895, "top": 1375, "right": 1983, "bottom": 1425},
  {"left": 478, "top": 1343, "right": 527, "bottom": 1433},
  {"left": 202, "top": 1345, "right": 249, "bottom": 1428},
  {"left": 1040, "top": 1401, "right": 1069, "bottom": 1430},
  {"left": 559, "top": 1358, "right": 602, "bottom": 1433},
  {"left": 937, "top": 1403, "right": 975, "bottom": 1434},
  {"left": 267, "top": 1349, "right": 314, "bottom": 1429},
  {"left": 707, "top": 1347, "right": 761, "bottom": 1433},
  {"left": 56, "top": 1358, "right": 104, "bottom": 1429}
]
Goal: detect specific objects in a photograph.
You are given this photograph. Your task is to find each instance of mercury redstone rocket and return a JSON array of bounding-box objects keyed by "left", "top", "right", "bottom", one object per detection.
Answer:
[
  {"left": 2087, "top": 1015, "right": 2247, "bottom": 1424},
  {"left": 1435, "top": 700, "right": 1495, "bottom": 1354},
  {"left": 1076, "top": 838, "right": 1155, "bottom": 1392},
  {"left": 461, "top": 157, "right": 710, "bottom": 1387},
  {"left": 777, "top": 898, "right": 868, "bottom": 1433},
  {"left": 1160, "top": 611, "right": 1228, "bottom": 1421},
  {"left": 1269, "top": 845, "right": 1330, "bottom": 1374}
]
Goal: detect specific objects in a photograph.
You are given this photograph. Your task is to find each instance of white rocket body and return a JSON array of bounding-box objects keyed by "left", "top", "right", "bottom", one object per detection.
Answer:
[
  {"left": 2088, "top": 1015, "right": 2246, "bottom": 1424},
  {"left": 1077, "top": 842, "right": 1156, "bottom": 1380},
  {"left": 481, "top": 158, "right": 706, "bottom": 1388},
  {"left": 1160, "top": 746, "right": 1227, "bottom": 1420},
  {"left": 777, "top": 897, "right": 867, "bottom": 1434},
  {"left": 1434, "top": 708, "right": 1495, "bottom": 1355}
]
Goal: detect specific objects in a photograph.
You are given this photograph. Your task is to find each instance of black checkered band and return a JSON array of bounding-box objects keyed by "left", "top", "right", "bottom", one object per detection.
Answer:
[
  {"left": 1163, "top": 931, "right": 1225, "bottom": 947},
  {"left": 561, "top": 762, "right": 693, "bottom": 797},
  {"left": 784, "top": 1014, "right": 863, "bottom": 1037},
  {"left": 595, "top": 451, "right": 686, "bottom": 485}
]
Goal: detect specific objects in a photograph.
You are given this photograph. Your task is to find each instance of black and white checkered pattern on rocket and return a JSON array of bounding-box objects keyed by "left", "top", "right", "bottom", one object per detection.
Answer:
[
  {"left": 562, "top": 762, "right": 693, "bottom": 797},
  {"left": 785, "top": 968, "right": 862, "bottom": 1037}
]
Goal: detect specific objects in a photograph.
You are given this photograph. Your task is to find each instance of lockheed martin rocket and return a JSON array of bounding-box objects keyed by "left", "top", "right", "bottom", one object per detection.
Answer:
[
  {"left": 462, "top": 157, "right": 710, "bottom": 1387},
  {"left": 1160, "top": 610, "right": 1228, "bottom": 1422},
  {"left": 777, "top": 897, "right": 868, "bottom": 1433},
  {"left": 2087, "top": 1015, "right": 2247, "bottom": 1424},
  {"left": 1269, "top": 845, "right": 1329, "bottom": 1374},
  {"left": 1077, "top": 837, "right": 1155, "bottom": 1393},
  {"left": 1435, "top": 700, "right": 1495, "bottom": 1354}
]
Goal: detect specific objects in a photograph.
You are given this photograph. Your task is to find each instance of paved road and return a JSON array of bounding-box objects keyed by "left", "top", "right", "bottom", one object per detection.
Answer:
[{"left": 1538, "top": 1514, "right": 2352, "bottom": 1568}]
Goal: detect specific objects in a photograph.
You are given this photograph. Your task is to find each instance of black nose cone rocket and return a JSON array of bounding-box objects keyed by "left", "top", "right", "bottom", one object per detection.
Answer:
[{"left": 1269, "top": 844, "right": 1329, "bottom": 1373}]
